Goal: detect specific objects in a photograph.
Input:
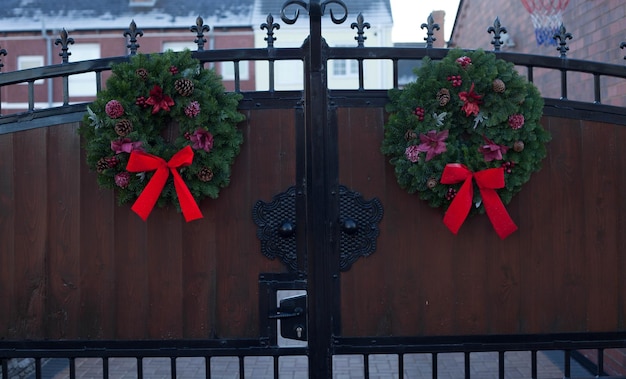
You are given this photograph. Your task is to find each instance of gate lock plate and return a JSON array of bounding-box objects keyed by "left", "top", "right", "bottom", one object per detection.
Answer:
[{"left": 269, "top": 294, "right": 307, "bottom": 341}]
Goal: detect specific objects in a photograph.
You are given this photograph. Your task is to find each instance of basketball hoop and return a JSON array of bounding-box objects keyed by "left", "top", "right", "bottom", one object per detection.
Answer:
[{"left": 521, "top": 0, "right": 570, "bottom": 46}]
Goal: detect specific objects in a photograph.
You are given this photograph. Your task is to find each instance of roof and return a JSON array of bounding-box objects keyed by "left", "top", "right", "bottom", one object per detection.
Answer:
[
  {"left": 253, "top": 0, "right": 393, "bottom": 27},
  {"left": 0, "top": 0, "right": 255, "bottom": 32}
]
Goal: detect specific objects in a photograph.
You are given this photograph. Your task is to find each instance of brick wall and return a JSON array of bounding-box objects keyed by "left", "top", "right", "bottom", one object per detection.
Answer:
[{"left": 449, "top": 0, "right": 626, "bottom": 106}]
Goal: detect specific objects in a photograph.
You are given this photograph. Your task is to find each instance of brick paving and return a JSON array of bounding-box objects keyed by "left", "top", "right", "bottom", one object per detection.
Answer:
[{"left": 12, "top": 350, "right": 593, "bottom": 379}]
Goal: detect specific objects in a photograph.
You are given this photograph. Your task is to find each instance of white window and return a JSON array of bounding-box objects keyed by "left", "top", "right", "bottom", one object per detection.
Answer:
[
  {"left": 332, "top": 59, "right": 358, "bottom": 77},
  {"left": 221, "top": 61, "right": 250, "bottom": 81},
  {"left": 162, "top": 42, "right": 196, "bottom": 52},
  {"left": 17, "top": 56, "right": 44, "bottom": 85},
  {"left": 68, "top": 43, "right": 100, "bottom": 97}
]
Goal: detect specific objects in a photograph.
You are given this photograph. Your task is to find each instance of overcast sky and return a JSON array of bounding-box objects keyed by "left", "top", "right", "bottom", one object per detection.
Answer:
[{"left": 389, "top": 0, "right": 460, "bottom": 43}]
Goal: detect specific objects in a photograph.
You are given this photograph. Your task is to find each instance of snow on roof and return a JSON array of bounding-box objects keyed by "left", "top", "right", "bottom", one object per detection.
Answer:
[{"left": 0, "top": 0, "right": 254, "bottom": 31}]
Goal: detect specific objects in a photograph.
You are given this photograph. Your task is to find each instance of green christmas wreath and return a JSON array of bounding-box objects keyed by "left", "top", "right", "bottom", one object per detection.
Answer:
[
  {"left": 381, "top": 49, "right": 550, "bottom": 238},
  {"left": 79, "top": 49, "right": 245, "bottom": 221}
]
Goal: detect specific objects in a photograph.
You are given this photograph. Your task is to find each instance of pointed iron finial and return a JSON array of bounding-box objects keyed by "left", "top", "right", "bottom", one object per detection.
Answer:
[
  {"left": 487, "top": 17, "right": 508, "bottom": 51},
  {"left": 620, "top": 41, "right": 626, "bottom": 60},
  {"left": 351, "top": 13, "right": 370, "bottom": 47},
  {"left": 191, "top": 16, "right": 210, "bottom": 51},
  {"left": 261, "top": 14, "right": 280, "bottom": 48},
  {"left": 124, "top": 20, "right": 144, "bottom": 55},
  {"left": 554, "top": 23, "right": 572, "bottom": 58},
  {"left": 54, "top": 29, "right": 75, "bottom": 63},
  {"left": 0, "top": 46, "right": 7, "bottom": 72},
  {"left": 420, "top": 13, "right": 440, "bottom": 48}
]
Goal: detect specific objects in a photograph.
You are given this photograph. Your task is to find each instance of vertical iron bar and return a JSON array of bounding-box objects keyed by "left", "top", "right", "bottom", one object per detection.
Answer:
[
  {"left": 527, "top": 66, "right": 534, "bottom": 83},
  {"left": 69, "top": 357, "right": 76, "bottom": 379},
  {"left": 531, "top": 350, "right": 537, "bottom": 379},
  {"left": 393, "top": 59, "right": 399, "bottom": 88},
  {"left": 464, "top": 351, "right": 471, "bottom": 379},
  {"left": 358, "top": 59, "right": 364, "bottom": 90},
  {"left": 137, "top": 357, "right": 143, "bottom": 379},
  {"left": 63, "top": 76, "right": 69, "bottom": 105},
  {"left": 597, "top": 348, "right": 605, "bottom": 376},
  {"left": 273, "top": 355, "right": 279, "bottom": 379},
  {"left": 498, "top": 351, "right": 505, "bottom": 379},
  {"left": 234, "top": 61, "right": 241, "bottom": 92},
  {"left": 563, "top": 350, "right": 571, "bottom": 378},
  {"left": 593, "top": 73, "right": 601, "bottom": 103},
  {"left": 28, "top": 81, "right": 35, "bottom": 110},
  {"left": 432, "top": 352, "right": 438, "bottom": 379},
  {"left": 560, "top": 70, "right": 568, "bottom": 99},
  {"left": 398, "top": 353, "right": 404, "bottom": 379},
  {"left": 96, "top": 70, "right": 103, "bottom": 93},
  {"left": 103, "top": 357, "right": 109, "bottom": 379},
  {"left": 238, "top": 356, "right": 244, "bottom": 378},
  {"left": 35, "top": 357, "right": 42, "bottom": 379},
  {"left": 171, "top": 357, "right": 176, "bottom": 379},
  {"left": 295, "top": 0, "right": 339, "bottom": 377},
  {"left": 2, "top": 358, "right": 8, "bottom": 378},
  {"left": 205, "top": 356, "right": 211, "bottom": 379}
]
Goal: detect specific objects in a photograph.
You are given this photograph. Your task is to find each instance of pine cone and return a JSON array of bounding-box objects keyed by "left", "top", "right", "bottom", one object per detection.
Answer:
[
  {"left": 175, "top": 78, "right": 194, "bottom": 97},
  {"left": 96, "top": 158, "right": 109, "bottom": 173},
  {"left": 104, "top": 156, "right": 119, "bottom": 168},
  {"left": 404, "top": 129, "right": 417, "bottom": 141},
  {"left": 437, "top": 88, "right": 451, "bottom": 106},
  {"left": 197, "top": 167, "right": 214, "bottom": 182},
  {"left": 513, "top": 140, "right": 525, "bottom": 152},
  {"left": 493, "top": 78, "right": 506, "bottom": 93},
  {"left": 135, "top": 68, "right": 148, "bottom": 80},
  {"left": 114, "top": 119, "right": 133, "bottom": 136},
  {"left": 427, "top": 178, "right": 438, "bottom": 189}
]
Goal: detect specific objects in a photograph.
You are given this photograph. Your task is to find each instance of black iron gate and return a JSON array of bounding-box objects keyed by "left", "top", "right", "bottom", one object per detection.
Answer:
[{"left": 3, "top": 0, "right": 626, "bottom": 378}]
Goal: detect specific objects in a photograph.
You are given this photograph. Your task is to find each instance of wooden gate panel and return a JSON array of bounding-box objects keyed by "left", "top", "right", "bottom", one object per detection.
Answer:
[
  {"left": 338, "top": 108, "right": 626, "bottom": 337},
  {"left": 0, "top": 132, "right": 15, "bottom": 339},
  {"left": 0, "top": 107, "right": 296, "bottom": 340}
]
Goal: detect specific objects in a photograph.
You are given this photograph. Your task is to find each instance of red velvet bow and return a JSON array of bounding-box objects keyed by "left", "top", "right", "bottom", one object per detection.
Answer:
[
  {"left": 440, "top": 163, "right": 517, "bottom": 239},
  {"left": 126, "top": 145, "right": 203, "bottom": 222}
]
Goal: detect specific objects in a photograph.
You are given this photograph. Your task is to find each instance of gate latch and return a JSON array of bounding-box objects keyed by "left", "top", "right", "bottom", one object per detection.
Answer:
[{"left": 268, "top": 294, "right": 307, "bottom": 341}]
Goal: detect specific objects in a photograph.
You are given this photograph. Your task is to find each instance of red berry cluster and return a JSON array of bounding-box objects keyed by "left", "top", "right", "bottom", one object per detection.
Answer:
[
  {"left": 445, "top": 188, "right": 457, "bottom": 201},
  {"left": 447, "top": 75, "right": 462, "bottom": 87},
  {"left": 501, "top": 161, "right": 515, "bottom": 174},
  {"left": 135, "top": 96, "right": 150, "bottom": 108},
  {"left": 184, "top": 132, "right": 192, "bottom": 140},
  {"left": 413, "top": 106, "right": 425, "bottom": 121},
  {"left": 169, "top": 65, "right": 179, "bottom": 75}
]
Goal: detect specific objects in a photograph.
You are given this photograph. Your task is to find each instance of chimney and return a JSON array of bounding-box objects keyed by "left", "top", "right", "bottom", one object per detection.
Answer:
[{"left": 431, "top": 10, "right": 446, "bottom": 48}]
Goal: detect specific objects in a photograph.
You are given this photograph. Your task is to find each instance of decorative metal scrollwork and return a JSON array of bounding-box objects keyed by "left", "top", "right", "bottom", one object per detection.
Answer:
[
  {"left": 351, "top": 13, "right": 370, "bottom": 47},
  {"left": 488, "top": 17, "right": 508, "bottom": 52},
  {"left": 252, "top": 185, "right": 383, "bottom": 272},
  {"left": 55, "top": 29, "right": 74, "bottom": 63},
  {"left": 280, "top": 0, "right": 348, "bottom": 25},
  {"left": 253, "top": 186, "right": 299, "bottom": 271},
  {"left": 554, "top": 23, "right": 572, "bottom": 58},
  {"left": 191, "top": 16, "right": 210, "bottom": 51},
  {"left": 261, "top": 14, "right": 281, "bottom": 48},
  {"left": 420, "top": 13, "right": 440, "bottom": 48},
  {"left": 124, "top": 20, "right": 144, "bottom": 56}
]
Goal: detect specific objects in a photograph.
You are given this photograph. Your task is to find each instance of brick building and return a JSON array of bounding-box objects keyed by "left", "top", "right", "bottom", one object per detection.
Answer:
[
  {"left": 0, "top": 0, "right": 256, "bottom": 113},
  {"left": 449, "top": 0, "right": 626, "bottom": 106}
]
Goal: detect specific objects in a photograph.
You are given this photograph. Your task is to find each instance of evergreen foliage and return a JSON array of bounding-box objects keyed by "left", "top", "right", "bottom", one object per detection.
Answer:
[
  {"left": 381, "top": 49, "right": 550, "bottom": 214},
  {"left": 79, "top": 50, "right": 245, "bottom": 211}
]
